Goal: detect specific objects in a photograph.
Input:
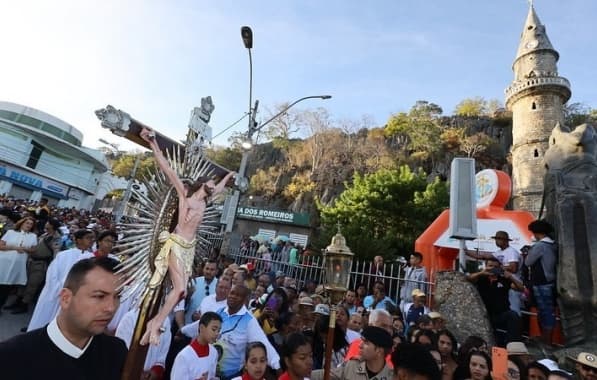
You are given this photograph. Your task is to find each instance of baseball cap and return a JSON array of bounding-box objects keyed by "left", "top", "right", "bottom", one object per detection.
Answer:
[
  {"left": 361, "top": 326, "right": 393, "bottom": 349},
  {"left": 411, "top": 289, "right": 426, "bottom": 298},
  {"left": 312, "top": 304, "right": 330, "bottom": 316},
  {"left": 537, "top": 359, "right": 559, "bottom": 372}
]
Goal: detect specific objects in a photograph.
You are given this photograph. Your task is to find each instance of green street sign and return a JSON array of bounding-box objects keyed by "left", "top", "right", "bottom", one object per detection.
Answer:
[{"left": 236, "top": 206, "right": 310, "bottom": 226}]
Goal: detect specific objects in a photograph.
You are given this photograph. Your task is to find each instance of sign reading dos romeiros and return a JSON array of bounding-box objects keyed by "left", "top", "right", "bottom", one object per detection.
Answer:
[{"left": 236, "top": 206, "right": 310, "bottom": 226}]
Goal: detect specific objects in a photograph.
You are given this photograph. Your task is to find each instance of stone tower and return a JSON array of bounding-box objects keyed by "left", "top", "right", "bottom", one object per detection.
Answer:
[{"left": 505, "top": 5, "right": 571, "bottom": 213}]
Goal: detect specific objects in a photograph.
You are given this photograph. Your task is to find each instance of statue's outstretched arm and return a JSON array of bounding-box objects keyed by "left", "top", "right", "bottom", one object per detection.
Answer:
[
  {"left": 213, "top": 171, "right": 237, "bottom": 196},
  {"left": 140, "top": 127, "right": 186, "bottom": 200}
]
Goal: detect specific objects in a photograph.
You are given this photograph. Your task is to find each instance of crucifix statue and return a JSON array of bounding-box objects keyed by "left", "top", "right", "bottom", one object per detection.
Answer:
[{"left": 96, "top": 97, "right": 234, "bottom": 380}]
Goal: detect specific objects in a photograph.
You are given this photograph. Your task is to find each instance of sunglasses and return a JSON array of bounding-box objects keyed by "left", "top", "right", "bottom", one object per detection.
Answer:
[
  {"left": 581, "top": 364, "right": 597, "bottom": 373},
  {"left": 508, "top": 368, "right": 520, "bottom": 378}
]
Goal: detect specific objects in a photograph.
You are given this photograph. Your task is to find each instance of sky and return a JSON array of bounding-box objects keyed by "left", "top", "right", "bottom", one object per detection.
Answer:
[{"left": 1, "top": 0, "right": 595, "bottom": 151}]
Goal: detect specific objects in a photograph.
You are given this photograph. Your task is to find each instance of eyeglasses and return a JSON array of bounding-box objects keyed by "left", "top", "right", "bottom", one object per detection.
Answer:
[
  {"left": 581, "top": 364, "right": 597, "bottom": 373},
  {"left": 205, "top": 284, "right": 210, "bottom": 296},
  {"left": 508, "top": 368, "right": 520, "bottom": 379}
]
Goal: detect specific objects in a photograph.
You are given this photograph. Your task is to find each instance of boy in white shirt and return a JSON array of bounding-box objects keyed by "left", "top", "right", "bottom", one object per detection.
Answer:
[{"left": 171, "top": 311, "right": 222, "bottom": 380}]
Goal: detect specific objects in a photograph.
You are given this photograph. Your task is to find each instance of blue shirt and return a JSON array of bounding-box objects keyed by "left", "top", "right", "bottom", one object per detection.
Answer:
[
  {"left": 216, "top": 306, "right": 280, "bottom": 377},
  {"left": 184, "top": 276, "right": 217, "bottom": 324},
  {"left": 363, "top": 295, "right": 396, "bottom": 311}
]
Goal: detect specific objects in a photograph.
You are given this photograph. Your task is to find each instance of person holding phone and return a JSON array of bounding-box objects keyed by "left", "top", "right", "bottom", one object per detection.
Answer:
[
  {"left": 467, "top": 258, "right": 524, "bottom": 346},
  {"left": 253, "top": 288, "right": 288, "bottom": 335}
]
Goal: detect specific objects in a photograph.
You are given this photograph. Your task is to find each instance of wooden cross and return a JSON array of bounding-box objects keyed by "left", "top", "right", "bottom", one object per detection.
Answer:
[{"left": 95, "top": 98, "right": 230, "bottom": 178}]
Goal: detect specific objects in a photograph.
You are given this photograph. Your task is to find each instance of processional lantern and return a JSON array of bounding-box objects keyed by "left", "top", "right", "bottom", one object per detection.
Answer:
[
  {"left": 323, "top": 228, "right": 354, "bottom": 303},
  {"left": 322, "top": 227, "right": 354, "bottom": 380}
]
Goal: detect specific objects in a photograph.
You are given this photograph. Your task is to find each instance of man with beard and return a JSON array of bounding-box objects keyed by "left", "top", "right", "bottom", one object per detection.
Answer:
[{"left": 0, "top": 257, "right": 127, "bottom": 380}]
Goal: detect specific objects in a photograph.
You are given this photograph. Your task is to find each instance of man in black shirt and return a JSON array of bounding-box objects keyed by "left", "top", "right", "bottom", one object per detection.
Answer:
[
  {"left": 468, "top": 257, "right": 524, "bottom": 346},
  {"left": 0, "top": 257, "right": 127, "bottom": 379}
]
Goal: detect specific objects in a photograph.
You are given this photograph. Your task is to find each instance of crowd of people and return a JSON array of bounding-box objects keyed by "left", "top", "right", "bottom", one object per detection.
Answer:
[{"left": 0, "top": 195, "right": 594, "bottom": 380}]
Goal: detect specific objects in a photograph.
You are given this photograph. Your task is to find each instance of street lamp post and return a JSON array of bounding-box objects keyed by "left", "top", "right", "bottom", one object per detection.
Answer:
[
  {"left": 221, "top": 26, "right": 331, "bottom": 237},
  {"left": 222, "top": 94, "right": 331, "bottom": 234}
]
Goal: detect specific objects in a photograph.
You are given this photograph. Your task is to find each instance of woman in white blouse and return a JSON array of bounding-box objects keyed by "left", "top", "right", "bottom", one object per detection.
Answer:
[{"left": 0, "top": 216, "right": 38, "bottom": 309}]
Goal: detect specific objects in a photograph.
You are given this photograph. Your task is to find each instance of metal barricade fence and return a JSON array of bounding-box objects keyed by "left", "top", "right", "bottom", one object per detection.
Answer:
[
  {"left": 348, "top": 260, "right": 435, "bottom": 305},
  {"left": 227, "top": 249, "right": 561, "bottom": 344},
  {"left": 228, "top": 249, "right": 434, "bottom": 305}
]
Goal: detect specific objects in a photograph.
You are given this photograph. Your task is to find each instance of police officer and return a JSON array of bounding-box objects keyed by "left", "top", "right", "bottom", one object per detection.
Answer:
[{"left": 312, "top": 326, "right": 394, "bottom": 380}]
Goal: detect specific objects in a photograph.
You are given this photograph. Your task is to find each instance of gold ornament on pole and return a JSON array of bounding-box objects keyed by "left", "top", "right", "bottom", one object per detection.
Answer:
[{"left": 322, "top": 226, "right": 354, "bottom": 380}]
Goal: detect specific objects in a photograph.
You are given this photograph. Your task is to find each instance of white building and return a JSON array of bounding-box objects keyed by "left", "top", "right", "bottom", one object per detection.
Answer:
[{"left": 0, "top": 101, "right": 109, "bottom": 209}]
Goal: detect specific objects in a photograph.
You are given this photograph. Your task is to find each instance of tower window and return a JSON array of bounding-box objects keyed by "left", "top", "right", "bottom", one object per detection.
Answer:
[
  {"left": 534, "top": 149, "right": 539, "bottom": 157},
  {"left": 532, "top": 102, "right": 537, "bottom": 110}
]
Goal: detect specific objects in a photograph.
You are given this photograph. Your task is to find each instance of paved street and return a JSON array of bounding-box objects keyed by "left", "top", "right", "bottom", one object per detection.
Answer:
[{"left": 0, "top": 296, "right": 33, "bottom": 342}]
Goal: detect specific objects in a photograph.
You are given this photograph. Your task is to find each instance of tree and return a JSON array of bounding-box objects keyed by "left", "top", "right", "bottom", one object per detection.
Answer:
[
  {"left": 303, "top": 108, "right": 333, "bottom": 175},
  {"left": 111, "top": 152, "right": 155, "bottom": 181},
  {"left": 317, "top": 166, "right": 449, "bottom": 259},
  {"left": 205, "top": 145, "right": 242, "bottom": 170},
  {"left": 384, "top": 100, "right": 444, "bottom": 171},
  {"left": 263, "top": 103, "right": 303, "bottom": 150},
  {"left": 454, "top": 97, "right": 488, "bottom": 117},
  {"left": 564, "top": 102, "right": 596, "bottom": 127}
]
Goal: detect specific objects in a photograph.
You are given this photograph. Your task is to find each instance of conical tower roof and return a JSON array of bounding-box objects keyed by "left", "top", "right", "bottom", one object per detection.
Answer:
[{"left": 514, "top": 5, "right": 559, "bottom": 63}]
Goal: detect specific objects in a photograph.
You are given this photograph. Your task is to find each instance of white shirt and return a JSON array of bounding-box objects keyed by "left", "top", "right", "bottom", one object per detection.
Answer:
[
  {"left": 493, "top": 246, "right": 520, "bottom": 268},
  {"left": 28, "top": 248, "right": 94, "bottom": 331},
  {"left": 199, "top": 294, "right": 228, "bottom": 314},
  {"left": 115, "top": 308, "right": 171, "bottom": 371},
  {"left": 171, "top": 343, "right": 218, "bottom": 380},
  {"left": 0, "top": 229, "right": 38, "bottom": 285},
  {"left": 345, "top": 329, "right": 360, "bottom": 344},
  {"left": 47, "top": 317, "right": 93, "bottom": 358},
  {"left": 179, "top": 296, "right": 227, "bottom": 334}
]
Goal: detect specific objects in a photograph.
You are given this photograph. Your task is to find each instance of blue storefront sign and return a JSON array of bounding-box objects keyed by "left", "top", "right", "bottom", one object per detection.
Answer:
[{"left": 0, "top": 163, "right": 68, "bottom": 199}]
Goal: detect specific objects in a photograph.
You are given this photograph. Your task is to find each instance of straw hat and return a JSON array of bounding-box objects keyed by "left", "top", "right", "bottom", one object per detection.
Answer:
[
  {"left": 569, "top": 352, "right": 597, "bottom": 370},
  {"left": 491, "top": 231, "right": 512, "bottom": 241},
  {"left": 506, "top": 342, "right": 529, "bottom": 355}
]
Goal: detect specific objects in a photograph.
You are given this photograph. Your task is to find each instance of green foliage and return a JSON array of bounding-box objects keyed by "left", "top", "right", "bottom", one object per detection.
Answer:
[
  {"left": 384, "top": 101, "right": 444, "bottom": 161},
  {"left": 105, "top": 189, "right": 124, "bottom": 199},
  {"left": 249, "top": 167, "right": 281, "bottom": 198},
  {"left": 205, "top": 146, "right": 242, "bottom": 170},
  {"left": 454, "top": 97, "right": 488, "bottom": 117},
  {"left": 454, "top": 97, "right": 504, "bottom": 117},
  {"left": 564, "top": 102, "right": 597, "bottom": 127},
  {"left": 283, "top": 173, "right": 315, "bottom": 201},
  {"left": 111, "top": 153, "right": 155, "bottom": 181},
  {"left": 317, "top": 165, "right": 449, "bottom": 259}
]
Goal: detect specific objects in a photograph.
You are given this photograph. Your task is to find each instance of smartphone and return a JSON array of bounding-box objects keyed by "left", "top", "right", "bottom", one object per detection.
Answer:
[{"left": 266, "top": 296, "right": 279, "bottom": 310}]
